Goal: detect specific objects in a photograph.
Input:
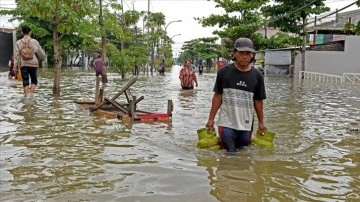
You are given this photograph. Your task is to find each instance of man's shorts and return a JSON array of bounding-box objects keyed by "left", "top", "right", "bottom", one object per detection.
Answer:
[
  {"left": 96, "top": 71, "right": 102, "bottom": 77},
  {"left": 181, "top": 86, "right": 194, "bottom": 90},
  {"left": 21, "top": 66, "right": 38, "bottom": 87},
  {"left": 218, "top": 126, "right": 252, "bottom": 152}
]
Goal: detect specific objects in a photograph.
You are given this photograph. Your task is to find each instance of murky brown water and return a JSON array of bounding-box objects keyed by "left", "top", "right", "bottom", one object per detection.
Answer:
[{"left": 1, "top": 66, "right": 359, "bottom": 202}]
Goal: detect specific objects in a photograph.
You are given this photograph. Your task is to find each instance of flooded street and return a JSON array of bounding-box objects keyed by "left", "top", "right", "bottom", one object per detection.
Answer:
[{"left": 0, "top": 66, "right": 360, "bottom": 202}]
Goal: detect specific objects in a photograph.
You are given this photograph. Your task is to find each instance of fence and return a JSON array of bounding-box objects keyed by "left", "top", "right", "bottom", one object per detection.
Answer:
[
  {"left": 299, "top": 71, "right": 360, "bottom": 84},
  {"left": 343, "top": 73, "right": 360, "bottom": 84},
  {"left": 298, "top": 71, "right": 343, "bottom": 83}
]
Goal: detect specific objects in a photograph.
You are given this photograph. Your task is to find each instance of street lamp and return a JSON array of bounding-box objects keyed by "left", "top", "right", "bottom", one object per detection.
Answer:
[
  {"left": 165, "top": 20, "right": 182, "bottom": 33},
  {"left": 170, "top": 34, "right": 181, "bottom": 40}
]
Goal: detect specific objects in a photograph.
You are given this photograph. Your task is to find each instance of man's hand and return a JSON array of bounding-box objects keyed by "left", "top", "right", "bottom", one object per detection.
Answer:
[
  {"left": 257, "top": 122, "right": 267, "bottom": 135},
  {"left": 206, "top": 120, "right": 215, "bottom": 130}
]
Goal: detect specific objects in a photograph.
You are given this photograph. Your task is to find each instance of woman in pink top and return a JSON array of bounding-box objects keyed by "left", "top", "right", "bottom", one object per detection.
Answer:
[{"left": 179, "top": 59, "right": 198, "bottom": 90}]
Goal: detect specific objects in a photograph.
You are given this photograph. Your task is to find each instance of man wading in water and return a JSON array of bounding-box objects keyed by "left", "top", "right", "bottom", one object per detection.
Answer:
[{"left": 206, "top": 38, "right": 267, "bottom": 152}]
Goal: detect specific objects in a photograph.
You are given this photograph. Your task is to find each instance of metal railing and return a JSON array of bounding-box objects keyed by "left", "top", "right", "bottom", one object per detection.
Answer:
[
  {"left": 299, "top": 71, "right": 343, "bottom": 83},
  {"left": 343, "top": 73, "right": 360, "bottom": 84}
]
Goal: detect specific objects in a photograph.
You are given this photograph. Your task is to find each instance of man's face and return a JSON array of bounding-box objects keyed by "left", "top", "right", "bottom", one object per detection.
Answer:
[{"left": 234, "top": 51, "right": 253, "bottom": 66}]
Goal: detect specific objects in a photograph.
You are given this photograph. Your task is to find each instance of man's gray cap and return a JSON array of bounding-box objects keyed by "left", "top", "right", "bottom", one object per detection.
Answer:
[{"left": 234, "top": 38, "right": 255, "bottom": 52}]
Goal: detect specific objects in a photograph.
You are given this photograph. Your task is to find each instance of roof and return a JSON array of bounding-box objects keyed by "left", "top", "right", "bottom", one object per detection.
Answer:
[
  {"left": 264, "top": 47, "right": 303, "bottom": 51},
  {"left": 307, "top": 9, "right": 360, "bottom": 33}
]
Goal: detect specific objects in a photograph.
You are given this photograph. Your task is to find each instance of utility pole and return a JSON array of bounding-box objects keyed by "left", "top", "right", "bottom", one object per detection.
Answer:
[
  {"left": 146, "top": 0, "right": 152, "bottom": 76},
  {"left": 301, "top": 17, "right": 307, "bottom": 77},
  {"left": 99, "top": 0, "right": 108, "bottom": 83}
]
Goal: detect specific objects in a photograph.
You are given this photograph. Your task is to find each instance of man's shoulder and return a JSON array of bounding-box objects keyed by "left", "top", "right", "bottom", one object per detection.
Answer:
[
  {"left": 250, "top": 67, "right": 263, "bottom": 77},
  {"left": 218, "top": 63, "right": 234, "bottom": 73}
]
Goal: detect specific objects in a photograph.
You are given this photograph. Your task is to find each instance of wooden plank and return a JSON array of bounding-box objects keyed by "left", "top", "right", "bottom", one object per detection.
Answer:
[
  {"left": 134, "top": 96, "right": 144, "bottom": 105},
  {"left": 94, "top": 109, "right": 118, "bottom": 119},
  {"left": 95, "top": 76, "right": 101, "bottom": 105},
  {"left": 99, "top": 88, "right": 104, "bottom": 103},
  {"left": 124, "top": 91, "right": 130, "bottom": 103},
  {"left": 104, "top": 98, "right": 128, "bottom": 114},
  {"left": 167, "top": 100, "right": 173, "bottom": 116},
  {"left": 90, "top": 78, "right": 137, "bottom": 111},
  {"left": 135, "top": 109, "right": 152, "bottom": 114},
  {"left": 110, "top": 78, "right": 137, "bottom": 100},
  {"left": 74, "top": 100, "right": 95, "bottom": 104},
  {"left": 137, "top": 113, "right": 169, "bottom": 119},
  {"left": 130, "top": 96, "right": 136, "bottom": 122}
]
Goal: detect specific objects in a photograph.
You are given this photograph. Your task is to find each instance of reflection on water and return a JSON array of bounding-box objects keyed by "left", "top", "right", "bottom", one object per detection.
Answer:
[{"left": 0, "top": 66, "right": 359, "bottom": 201}]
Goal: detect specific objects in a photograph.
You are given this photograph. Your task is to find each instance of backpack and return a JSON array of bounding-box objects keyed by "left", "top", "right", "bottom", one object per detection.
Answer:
[{"left": 20, "top": 38, "right": 34, "bottom": 60}]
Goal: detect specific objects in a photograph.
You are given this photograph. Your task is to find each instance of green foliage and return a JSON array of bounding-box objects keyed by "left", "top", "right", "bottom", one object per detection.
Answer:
[
  {"left": 4, "top": 0, "right": 124, "bottom": 58},
  {"left": 178, "top": 37, "right": 221, "bottom": 63},
  {"left": 344, "top": 22, "right": 356, "bottom": 35},
  {"left": 265, "top": 33, "right": 302, "bottom": 49},
  {"left": 197, "top": 0, "right": 268, "bottom": 49},
  {"left": 149, "top": 12, "right": 166, "bottom": 27},
  {"left": 109, "top": 43, "right": 147, "bottom": 77},
  {"left": 262, "top": 0, "right": 330, "bottom": 34},
  {"left": 123, "top": 10, "right": 141, "bottom": 27},
  {"left": 355, "top": 21, "right": 360, "bottom": 35}
]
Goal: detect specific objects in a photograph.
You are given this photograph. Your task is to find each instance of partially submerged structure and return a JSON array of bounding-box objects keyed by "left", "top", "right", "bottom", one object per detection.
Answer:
[{"left": 75, "top": 77, "right": 173, "bottom": 122}]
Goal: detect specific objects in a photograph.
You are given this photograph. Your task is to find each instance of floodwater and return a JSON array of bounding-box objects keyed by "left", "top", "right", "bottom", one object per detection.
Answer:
[{"left": 0, "top": 66, "right": 359, "bottom": 202}]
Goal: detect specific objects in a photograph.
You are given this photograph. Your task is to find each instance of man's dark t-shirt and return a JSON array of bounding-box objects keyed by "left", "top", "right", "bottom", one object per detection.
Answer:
[{"left": 213, "top": 64, "right": 266, "bottom": 131}]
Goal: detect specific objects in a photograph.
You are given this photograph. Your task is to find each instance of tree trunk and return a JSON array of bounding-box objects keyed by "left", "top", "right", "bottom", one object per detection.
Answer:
[
  {"left": 99, "top": 0, "right": 108, "bottom": 84},
  {"left": 121, "top": 70, "right": 125, "bottom": 79},
  {"left": 52, "top": 25, "right": 62, "bottom": 97},
  {"left": 151, "top": 43, "right": 154, "bottom": 74}
]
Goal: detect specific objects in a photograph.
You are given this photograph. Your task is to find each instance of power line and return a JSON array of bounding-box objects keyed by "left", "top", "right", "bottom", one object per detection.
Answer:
[
  {"left": 122, "top": 0, "right": 132, "bottom": 10},
  {"left": 306, "top": 1, "right": 358, "bottom": 25},
  {"left": 263, "top": 0, "right": 319, "bottom": 26}
]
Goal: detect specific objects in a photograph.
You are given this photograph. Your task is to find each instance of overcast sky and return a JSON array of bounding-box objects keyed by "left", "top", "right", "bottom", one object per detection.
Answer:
[
  {"left": 1, "top": 0, "right": 359, "bottom": 55},
  {"left": 125, "top": 0, "right": 359, "bottom": 56}
]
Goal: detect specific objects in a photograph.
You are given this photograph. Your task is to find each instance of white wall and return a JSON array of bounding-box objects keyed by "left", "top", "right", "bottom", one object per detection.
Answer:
[{"left": 295, "top": 36, "right": 360, "bottom": 76}]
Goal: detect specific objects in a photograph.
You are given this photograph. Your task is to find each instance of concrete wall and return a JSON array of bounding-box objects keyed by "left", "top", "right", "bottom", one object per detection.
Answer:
[{"left": 295, "top": 36, "right": 360, "bottom": 76}]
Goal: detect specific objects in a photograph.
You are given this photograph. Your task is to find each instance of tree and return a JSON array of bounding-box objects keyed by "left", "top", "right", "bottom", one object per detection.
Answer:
[
  {"left": 178, "top": 37, "right": 221, "bottom": 68},
  {"left": 197, "top": 0, "right": 268, "bottom": 52},
  {"left": 265, "top": 33, "right": 302, "bottom": 49},
  {"left": 344, "top": 22, "right": 356, "bottom": 35},
  {"left": 262, "top": 0, "right": 329, "bottom": 34},
  {"left": 262, "top": 0, "right": 329, "bottom": 72},
  {"left": 14, "top": 0, "right": 100, "bottom": 96},
  {"left": 355, "top": 21, "right": 360, "bottom": 35},
  {"left": 147, "top": 12, "right": 166, "bottom": 73},
  {"left": 2, "top": 0, "right": 123, "bottom": 97}
]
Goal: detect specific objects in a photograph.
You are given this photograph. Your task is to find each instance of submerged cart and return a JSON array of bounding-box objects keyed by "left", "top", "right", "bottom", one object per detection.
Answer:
[{"left": 75, "top": 77, "right": 173, "bottom": 123}]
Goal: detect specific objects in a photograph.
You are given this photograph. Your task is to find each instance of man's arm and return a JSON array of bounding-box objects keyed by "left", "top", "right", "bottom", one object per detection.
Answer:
[
  {"left": 193, "top": 71, "right": 198, "bottom": 87},
  {"left": 179, "top": 68, "right": 184, "bottom": 86},
  {"left": 35, "top": 40, "right": 46, "bottom": 61},
  {"left": 254, "top": 100, "right": 266, "bottom": 133},
  {"left": 206, "top": 92, "right": 222, "bottom": 128}
]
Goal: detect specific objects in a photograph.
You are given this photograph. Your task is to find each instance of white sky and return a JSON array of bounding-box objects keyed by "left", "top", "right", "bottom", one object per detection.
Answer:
[
  {"left": 1, "top": 0, "right": 359, "bottom": 55},
  {"left": 125, "top": 0, "right": 359, "bottom": 56}
]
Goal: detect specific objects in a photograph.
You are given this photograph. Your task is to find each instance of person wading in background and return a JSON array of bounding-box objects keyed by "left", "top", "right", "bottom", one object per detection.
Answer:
[
  {"left": 179, "top": 59, "right": 198, "bottom": 90},
  {"left": 93, "top": 55, "right": 103, "bottom": 77},
  {"left": 14, "top": 25, "right": 46, "bottom": 97}
]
